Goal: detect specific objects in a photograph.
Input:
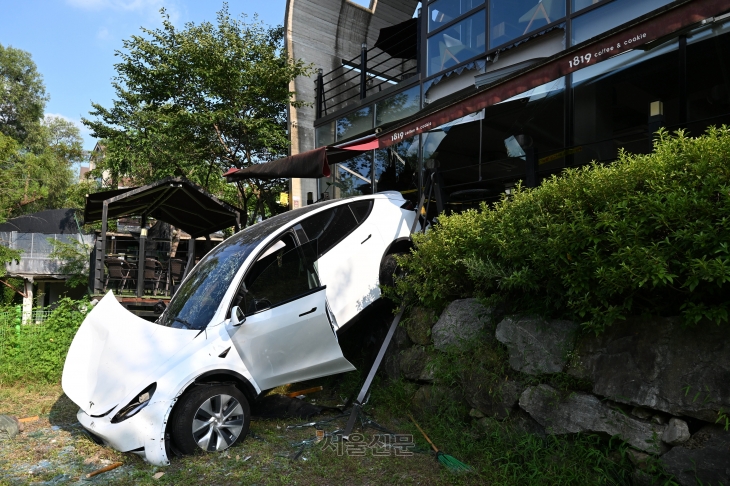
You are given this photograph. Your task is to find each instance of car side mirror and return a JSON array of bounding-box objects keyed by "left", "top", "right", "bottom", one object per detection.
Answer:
[{"left": 230, "top": 306, "right": 246, "bottom": 327}]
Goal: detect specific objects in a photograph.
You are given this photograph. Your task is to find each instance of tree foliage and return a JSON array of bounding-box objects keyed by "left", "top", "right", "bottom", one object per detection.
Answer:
[
  {"left": 83, "top": 5, "right": 312, "bottom": 225},
  {"left": 0, "top": 44, "right": 48, "bottom": 143},
  {"left": 0, "top": 44, "right": 89, "bottom": 282},
  {"left": 394, "top": 128, "right": 730, "bottom": 333},
  {"left": 0, "top": 116, "right": 84, "bottom": 219}
]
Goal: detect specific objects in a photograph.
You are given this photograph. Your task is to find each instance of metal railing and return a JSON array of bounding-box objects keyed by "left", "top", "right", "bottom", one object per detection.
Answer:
[{"left": 315, "top": 20, "right": 419, "bottom": 118}]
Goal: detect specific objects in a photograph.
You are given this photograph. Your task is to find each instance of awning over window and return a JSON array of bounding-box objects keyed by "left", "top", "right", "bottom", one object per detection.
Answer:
[{"left": 224, "top": 136, "right": 380, "bottom": 182}]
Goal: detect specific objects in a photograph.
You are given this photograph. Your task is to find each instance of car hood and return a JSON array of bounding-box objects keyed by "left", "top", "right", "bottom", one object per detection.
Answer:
[{"left": 62, "top": 292, "right": 198, "bottom": 416}]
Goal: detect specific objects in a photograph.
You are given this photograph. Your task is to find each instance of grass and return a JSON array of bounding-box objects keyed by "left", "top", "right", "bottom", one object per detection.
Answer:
[{"left": 0, "top": 378, "right": 665, "bottom": 486}]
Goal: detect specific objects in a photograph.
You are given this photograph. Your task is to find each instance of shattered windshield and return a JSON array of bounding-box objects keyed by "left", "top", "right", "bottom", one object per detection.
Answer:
[{"left": 157, "top": 204, "right": 331, "bottom": 330}]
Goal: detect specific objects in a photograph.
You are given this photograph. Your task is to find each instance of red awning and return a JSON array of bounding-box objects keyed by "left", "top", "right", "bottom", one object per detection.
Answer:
[{"left": 225, "top": 136, "right": 378, "bottom": 182}]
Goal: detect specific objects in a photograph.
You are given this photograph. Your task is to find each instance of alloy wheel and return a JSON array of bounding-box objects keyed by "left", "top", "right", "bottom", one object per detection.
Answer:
[{"left": 191, "top": 394, "right": 245, "bottom": 451}]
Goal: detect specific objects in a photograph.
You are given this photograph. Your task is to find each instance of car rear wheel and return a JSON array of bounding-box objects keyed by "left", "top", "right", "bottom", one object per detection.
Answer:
[
  {"left": 379, "top": 252, "right": 406, "bottom": 289},
  {"left": 170, "top": 385, "right": 250, "bottom": 455}
]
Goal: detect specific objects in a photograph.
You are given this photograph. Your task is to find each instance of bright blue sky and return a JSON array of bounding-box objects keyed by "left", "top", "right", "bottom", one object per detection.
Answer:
[{"left": 0, "top": 0, "right": 287, "bottom": 152}]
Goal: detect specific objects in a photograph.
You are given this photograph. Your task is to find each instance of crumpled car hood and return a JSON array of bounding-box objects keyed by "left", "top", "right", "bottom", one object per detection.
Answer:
[{"left": 62, "top": 292, "right": 197, "bottom": 416}]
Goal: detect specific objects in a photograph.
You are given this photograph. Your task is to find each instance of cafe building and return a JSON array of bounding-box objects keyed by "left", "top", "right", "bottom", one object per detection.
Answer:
[{"left": 278, "top": 0, "right": 730, "bottom": 213}]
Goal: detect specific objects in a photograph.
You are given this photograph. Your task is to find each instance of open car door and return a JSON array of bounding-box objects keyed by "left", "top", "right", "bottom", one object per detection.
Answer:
[{"left": 226, "top": 238, "right": 355, "bottom": 390}]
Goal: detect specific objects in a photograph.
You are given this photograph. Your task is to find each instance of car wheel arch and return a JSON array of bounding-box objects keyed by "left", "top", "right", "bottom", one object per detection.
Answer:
[{"left": 178, "top": 369, "right": 258, "bottom": 405}]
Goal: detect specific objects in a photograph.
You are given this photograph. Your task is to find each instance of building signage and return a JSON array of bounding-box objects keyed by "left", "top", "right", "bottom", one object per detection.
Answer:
[{"left": 379, "top": 0, "right": 728, "bottom": 148}]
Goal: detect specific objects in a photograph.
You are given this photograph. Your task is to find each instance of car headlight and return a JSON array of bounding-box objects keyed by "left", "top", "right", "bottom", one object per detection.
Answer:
[{"left": 111, "top": 383, "right": 157, "bottom": 423}]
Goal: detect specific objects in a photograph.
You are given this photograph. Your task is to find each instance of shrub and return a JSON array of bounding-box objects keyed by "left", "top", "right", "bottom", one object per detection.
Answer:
[
  {"left": 0, "top": 298, "right": 89, "bottom": 384},
  {"left": 395, "top": 127, "right": 730, "bottom": 332}
]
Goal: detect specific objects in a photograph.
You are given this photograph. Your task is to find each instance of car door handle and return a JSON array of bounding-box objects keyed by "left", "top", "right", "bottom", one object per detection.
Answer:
[
  {"left": 299, "top": 307, "right": 316, "bottom": 317},
  {"left": 361, "top": 234, "right": 371, "bottom": 244}
]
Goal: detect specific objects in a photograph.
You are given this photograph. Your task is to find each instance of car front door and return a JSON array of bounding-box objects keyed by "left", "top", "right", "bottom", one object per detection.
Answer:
[{"left": 226, "top": 238, "right": 355, "bottom": 390}]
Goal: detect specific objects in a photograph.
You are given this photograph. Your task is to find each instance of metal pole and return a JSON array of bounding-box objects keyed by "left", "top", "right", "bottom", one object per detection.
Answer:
[
  {"left": 360, "top": 43, "right": 367, "bottom": 100},
  {"left": 136, "top": 214, "right": 147, "bottom": 298},
  {"left": 183, "top": 237, "right": 196, "bottom": 280},
  {"left": 316, "top": 68, "right": 324, "bottom": 119},
  {"left": 95, "top": 201, "right": 108, "bottom": 294}
]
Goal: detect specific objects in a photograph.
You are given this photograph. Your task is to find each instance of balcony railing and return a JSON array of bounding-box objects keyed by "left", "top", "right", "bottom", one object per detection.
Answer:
[{"left": 315, "top": 20, "right": 419, "bottom": 118}]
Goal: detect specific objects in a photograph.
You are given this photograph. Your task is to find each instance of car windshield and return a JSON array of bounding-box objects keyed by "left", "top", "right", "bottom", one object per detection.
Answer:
[{"left": 157, "top": 206, "right": 328, "bottom": 330}]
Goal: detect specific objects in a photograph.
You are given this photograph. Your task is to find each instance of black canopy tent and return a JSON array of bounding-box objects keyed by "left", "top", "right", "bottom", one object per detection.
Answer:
[{"left": 85, "top": 177, "right": 242, "bottom": 297}]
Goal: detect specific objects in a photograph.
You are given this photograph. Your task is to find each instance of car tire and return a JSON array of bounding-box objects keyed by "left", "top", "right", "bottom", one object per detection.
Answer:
[
  {"left": 170, "top": 385, "right": 250, "bottom": 455},
  {"left": 379, "top": 252, "right": 405, "bottom": 289}
]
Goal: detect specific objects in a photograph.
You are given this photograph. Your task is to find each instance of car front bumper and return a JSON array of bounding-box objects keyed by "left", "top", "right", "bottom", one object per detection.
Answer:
[{"left": 77, "top": 398, "right": 174, "bottom": 466}]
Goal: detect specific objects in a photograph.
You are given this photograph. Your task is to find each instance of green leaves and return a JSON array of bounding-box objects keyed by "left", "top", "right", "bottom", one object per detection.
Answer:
[
  {"left": 396, "top": 127, "right": 730, "bottom": 332},
  {"left": 83, "top": 5, "right": 312, "bottom": 224}
]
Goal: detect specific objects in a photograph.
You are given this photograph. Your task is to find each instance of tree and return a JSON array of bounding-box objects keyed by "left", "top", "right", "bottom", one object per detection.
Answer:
[
  {"left": 83, "top": 5, "right": 312, "bottom": 225},
  {"left": 0, "top": 117, "right": 83, "bottom": 219},
  {"left": 0, "top": 44, "right": 48, "bottom": 143}
]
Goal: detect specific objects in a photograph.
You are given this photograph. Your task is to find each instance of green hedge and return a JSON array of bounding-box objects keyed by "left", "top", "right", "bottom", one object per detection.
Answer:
[
  {"left": 0, "top": 298, "right": 89, "bottom": 384},
  {"left": 395, "top": 128, "right": 730, "bottom": 333}
]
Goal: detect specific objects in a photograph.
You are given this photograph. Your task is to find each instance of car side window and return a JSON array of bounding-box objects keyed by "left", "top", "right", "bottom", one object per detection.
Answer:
[
  {"left": 240, "top": 239, "right": 321, "bottom": 315},
  {"left": 299, "top": 202, "right": 371, "bottom": 258},
  {"left": 348, "top": 200, "right": 373, "bottom": 224}
]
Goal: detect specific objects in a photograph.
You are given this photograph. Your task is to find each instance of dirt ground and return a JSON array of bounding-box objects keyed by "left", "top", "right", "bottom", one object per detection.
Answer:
[{"left": 0, "top": 383, "right": 480, "bottom": 486}]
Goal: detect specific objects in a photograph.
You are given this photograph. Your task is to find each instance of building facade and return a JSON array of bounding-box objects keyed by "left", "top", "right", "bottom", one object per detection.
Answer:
[{"left": 285, "top": 0, "right": 730, "bottom": 211}]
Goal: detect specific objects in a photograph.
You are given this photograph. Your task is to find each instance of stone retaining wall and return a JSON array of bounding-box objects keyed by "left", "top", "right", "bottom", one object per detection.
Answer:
[{"left": 385, "top": 298, "right": 730, "bottom": 486}]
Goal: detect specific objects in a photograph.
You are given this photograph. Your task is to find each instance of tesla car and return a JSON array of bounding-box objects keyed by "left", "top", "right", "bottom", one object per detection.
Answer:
[{"left": 62, "top": 191, "right": 417, "bottom": 466}]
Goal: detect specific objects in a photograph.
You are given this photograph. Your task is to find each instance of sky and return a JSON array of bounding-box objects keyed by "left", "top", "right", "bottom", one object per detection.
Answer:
[{"left": 0, "top": 0, "right": 287, "bottom": 153}]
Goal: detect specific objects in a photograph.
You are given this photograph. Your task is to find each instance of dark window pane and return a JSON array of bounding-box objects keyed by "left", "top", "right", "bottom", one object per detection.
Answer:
[
  {"left": 336, "top": 106, "right": 373, "bottom": 142},
  {"left": 244, "top": 239, "right": 321, "bottom": 315},
  {"left": 300, "top": 206, "right": 358, "bottom": 257},
  {"left": 427, "top": 10, "right": 486, "bottom": 76},
  {"left": 316, "top": 122, "right": 335, "bottom": 147},
  {"left": 374, "top": 139, "right": 419, "bottom": 197},
  {"left": 348, "top": 200, "right": 373, "bottom": 223},
  {"left": 332, "top": 153, "right": 373, "bottom": 198},
  {"left": 571, "top": 0, "right": 675, "bottom": 45},
  {"left": 428, "top": 0, "right": 485, "bottom": 33},
  {"left": 375, "top": 85, "right": 421, "bottom": 127},
  {"left": 572, "top": 0, "right": 602, "bottom": 12},
  {"left": 490, "top": 0, "right": 565, "bottom": 49},
  {"left": 572, "top": 41, "right": 679, "bottom": 164},
  {"left": 685, "top": 22, "right": 730, "bottom": 132}
]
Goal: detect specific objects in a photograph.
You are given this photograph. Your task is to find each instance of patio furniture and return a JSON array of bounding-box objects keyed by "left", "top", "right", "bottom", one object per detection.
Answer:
[
  {"left": 144, "top": 258, "right": 165, "bottom": 296},
  {"left": 104, "top": 259, "right": 136, "bottom": 293},
  {"left": 168, "top": 258, "right": 187, "bottom": 288}
]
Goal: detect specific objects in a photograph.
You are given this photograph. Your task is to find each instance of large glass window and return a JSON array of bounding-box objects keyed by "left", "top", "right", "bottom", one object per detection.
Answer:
[
  {"left": 572, "top": 0, "right": 602, "bottom": 12},
  {"left": 316, "top": 122, "right": 335, "bottom": 147},
  {"left": 428, "top": 0, "right": 485, "bottom": 32},
  {"left": 572, "top": 40, "right": 679, "bottom": 165},
  {"left": 375, "top": 85, "right": 421, "bottom": 127},
  {"left": 330, "top": 153, "right": 373, "bottom": 198},
  {"left": 490, "top": 0, "right": 565, "bottom": 49},
  {"left": 571, "top": 0, "right": 675, "bottom": 45},
  {"left": 427, "top": 10, "right": 486, "bottom": 76},
  {"left": 336, "top": 106, "right": 373, "bottom": 141},
  {"left": 685, "top": 20, "right": 730, "bottom": 133},
  {"left": 374, "top": 138, "right": 419, "bottom": 198}
]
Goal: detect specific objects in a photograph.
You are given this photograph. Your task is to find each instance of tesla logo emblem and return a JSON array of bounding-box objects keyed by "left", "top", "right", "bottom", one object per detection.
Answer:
[{"left": 89, "top": 401, "right": 94, "bottom": 408}]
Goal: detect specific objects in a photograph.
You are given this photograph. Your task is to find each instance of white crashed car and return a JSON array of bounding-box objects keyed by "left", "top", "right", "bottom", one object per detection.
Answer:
[{"left": 62, "top": 192, "right": 417, "bottom": 466}]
